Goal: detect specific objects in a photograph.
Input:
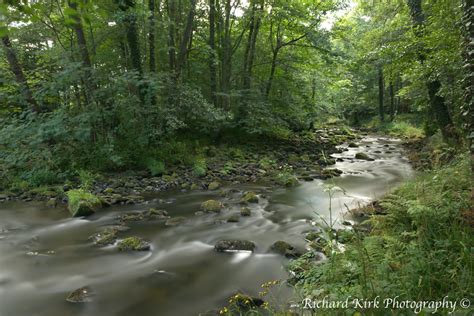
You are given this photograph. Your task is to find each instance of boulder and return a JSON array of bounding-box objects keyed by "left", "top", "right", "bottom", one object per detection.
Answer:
[
  {"left": 348, "top": 142, "right": 358, "bottom": 148},
  {"left": 117, "top": 237, "right": 150, "bottom": 251},
  {"left": 215, "top": 240, "right": 256, "bottom": 252},
  {"left": 201, "top": 200, "right": 223, "bottom": 212}
]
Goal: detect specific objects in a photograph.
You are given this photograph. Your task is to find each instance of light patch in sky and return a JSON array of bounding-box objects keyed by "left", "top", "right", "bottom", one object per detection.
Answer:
[{"left": 320, "top": 0, "right": 357, "bottom": 31}]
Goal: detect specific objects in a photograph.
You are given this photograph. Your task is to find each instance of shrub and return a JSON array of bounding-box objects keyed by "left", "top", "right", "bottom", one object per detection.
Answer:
[
  {"left": 146, "top": 159, "right": 166, "bottom": 176},
  {"left": 192, "top": 157, "right": 207, "bottom": 177}
]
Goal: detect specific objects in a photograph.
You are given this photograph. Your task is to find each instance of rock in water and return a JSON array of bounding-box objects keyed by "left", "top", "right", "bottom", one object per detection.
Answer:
[
  {"left": 355, "top": 152, "right": 374, "bottom": 161},
  {"left": 207, "top": 181, "right": 221, "bottom": 190},
  {"left": 214, "top": 240, "right": 256, "bottom": 252},
  {"left": 117, "top": 237, "right": 150, "bottom": 251},
  {"left": 165, "top": 216, "right": 187, "bottom": 227},
  {"left": 240, "top": 192, "right": 259, "bottom": 203},
  {"left": 200, "top": 200, "right": 223, "bottom": 212},
  {"left": 240, "top": 207, "right": 251, "bottom": 216},
  {"left": 270, "top": 240, "right": 302, "bottom": 259},
  {"left": 66, "top": 286, "right": 94, "bottom": 303}
]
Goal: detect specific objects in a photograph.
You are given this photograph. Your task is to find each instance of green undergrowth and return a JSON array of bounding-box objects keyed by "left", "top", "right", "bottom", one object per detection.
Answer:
[
  {"left": 367, "top": 114, "right": 425, "bottom": 139},
  {"left": 289, "top": 154, "right": 473, "bottom": 315}
]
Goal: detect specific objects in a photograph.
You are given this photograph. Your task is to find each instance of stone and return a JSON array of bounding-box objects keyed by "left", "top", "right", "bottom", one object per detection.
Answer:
[
  {"left": 270, "top": 240, "right": 302, "bottom": 258},
  {"left": 66, "top": 286, "right": 94, "bottom": 303},
  {"left": 240, "top": 191, "right": 259, "bottom": 204},
  {"left": 355, "top": 152, "right": 374, "bottom": 161},
  {"left": 200, "top": 200, "right": 223, "bottom": 212},
  {"left": 227, "top": 215, "right": 240, "bottom": 223},
  {"left": 207, "top": 181, "right": 221, "bottom": 190},
  {"left": 165, "top": 216, "right": 187, "bottom": 227},
  {"left": 348, "top": 142, "right": 358, "bottom": 148},
  {"left": 214, "top": 240, "right": 256, "bottom": 252},
  {"left": 240, "top": 207, "right": 251, "bottom": 217},
  {"left": 89, "top": 227, "right": 118, "bottom": 246},
  {"left": 117, "top": 237, "right": 150, "bottom": 251}
]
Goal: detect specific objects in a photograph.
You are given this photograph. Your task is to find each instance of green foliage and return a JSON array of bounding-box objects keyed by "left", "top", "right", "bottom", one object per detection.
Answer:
[
  {"left": 146, "top": 159, "right": 165, "bottom": 176},
  {"left": 78, "top": 170, "right": 95, "bottom": 190},
  {"left": 192, "top": 157, "right": 207, "bottom": 178},
  {"left": 66, "top": 189, "right": 101, "bottom": 217},
  {"left": 290, "top": 155, "right": 473, "bottom": 311},
  {"left": 275, "top": 167, "right": 299, "bottom": 187}
]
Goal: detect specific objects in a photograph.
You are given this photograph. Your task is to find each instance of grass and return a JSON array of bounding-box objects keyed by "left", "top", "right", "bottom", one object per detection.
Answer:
[
  {"left": 367, "top": 114, "right": 425, "bottom": 139},
  {"left": 288, "top": 154, "right": 473, "bottom": 314}
]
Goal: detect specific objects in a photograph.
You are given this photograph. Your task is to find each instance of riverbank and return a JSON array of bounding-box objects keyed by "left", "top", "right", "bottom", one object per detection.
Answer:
[
  {"left": 285, "top": 146, "right": 473, "bottom": 315},
  {"left": 0, "top": 126, "right": 361, "bottom": 208}
]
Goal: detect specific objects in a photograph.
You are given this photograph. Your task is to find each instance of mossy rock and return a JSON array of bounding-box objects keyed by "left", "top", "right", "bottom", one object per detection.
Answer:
[
  {"left": 67, "top": 189, "right": 102, "bottom": 217},
  {"left": 165, "top": 216, "right": 187, "bottom": 227},
  {"left": 89, "top": 227, "right": 118, "bottom": 246},
  {"left": 240, "top": 207, "right": 251, "bottom": 217},
  {"left": 117, "top": 237, "right": 150, "bottom": 251},
  {"left": 208, "top": 181, "right": 221, "bottom": 190},
  {"left": 103, "top": 187, "right": 115, "bottom": 194},
  {"left": 190, "top": 183, "right": 200, "bottom": 190},
  {"left": 355, "top": 152, "right": 374, "bottom": 161},
  {"left": 270, "top": 240, "right": 302, "bottom": 258},
  {"left": 201, "top": 200, "right": 223, "bottom": 212},
  {"left": 227, "top": 214, "right": 240, "bottom": 223},
  {"left": 240, "top": 192, "right": 258, "bottom": 203},
  {"left": 215, "top": 240, "right": 256, "bottom": 252},
  {"left": 348, "top": 142, "right": 358, "bottom": 148}
]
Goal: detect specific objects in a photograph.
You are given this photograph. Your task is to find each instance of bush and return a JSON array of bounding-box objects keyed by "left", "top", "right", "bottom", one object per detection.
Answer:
[
  {"left": 146, "top": 159, "right": 166, "bottom": 176},
  {"left": 192, "top": 157, "right": 207, "bottom": 177}
]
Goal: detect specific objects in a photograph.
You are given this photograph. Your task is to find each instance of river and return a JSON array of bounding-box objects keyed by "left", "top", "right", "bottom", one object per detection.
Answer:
[{"left": 0, "top": 135, "right": 413, "bottom": 316}]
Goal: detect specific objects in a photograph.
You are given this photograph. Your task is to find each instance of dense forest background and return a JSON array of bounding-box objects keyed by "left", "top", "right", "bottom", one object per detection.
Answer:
[{"left": 0, "top": 0, "right": 472, "bottom": 189}]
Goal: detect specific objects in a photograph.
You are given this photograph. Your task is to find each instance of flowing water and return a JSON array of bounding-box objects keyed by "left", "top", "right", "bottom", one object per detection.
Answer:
[{"left": 0, "top": 136, "right": 414, "bottom": 316}]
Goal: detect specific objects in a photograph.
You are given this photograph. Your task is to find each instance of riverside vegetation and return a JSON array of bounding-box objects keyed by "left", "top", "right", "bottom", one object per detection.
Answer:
[{"left": 0, "top": 0, "right": 473, "bottom": 315}]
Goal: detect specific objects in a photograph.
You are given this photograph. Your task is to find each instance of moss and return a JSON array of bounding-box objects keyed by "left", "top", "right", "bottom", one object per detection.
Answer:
[
  {"left": 240, "top": 207, "right": 251, "bottom": 216},
  {"left": 117, "top": 237, "right": 150, "bottom": 251},
  {"left": 201, "top": 199, "right": 223, "bottom": 212},
  {"left": 355, "top": 152, "right": 374, "bottom": 160},
  {"left": 208, "top": 181, "right": 221, "bottom": 190},
  {"left": 240, "top": 191, "right": 259, "bottom": 203},
  {"left": 66, "top": 189, "right": 102, "bottom": 217}
]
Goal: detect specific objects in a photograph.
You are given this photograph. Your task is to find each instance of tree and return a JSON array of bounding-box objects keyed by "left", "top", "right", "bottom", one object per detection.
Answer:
[
  {"left": 1, "top": 34, "right": 39, "bottom": 112},
  {"left": 406, "top": 0, "right": 459, "bottom": 143}
]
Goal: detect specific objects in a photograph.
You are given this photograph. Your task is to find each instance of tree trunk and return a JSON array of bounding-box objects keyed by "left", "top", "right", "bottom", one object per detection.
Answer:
[
  {"left": 68, "top": 0, "right": 94, "bottom": 104},
  {"left": 462, "top": 0, "right": 474, "bottom": 206},
  {"left": 118, "top": 0, "right": 142, "bottom": 74},
  {"left": 208, "top": 0, "right": 217, "bottom": 105},
  {"left": 265, "top": 47, "right": 279, "bottom": 98},
  {"left": 167, "top": 0, "right": 177, "bottom": 72},
  {"left": 406, "top": 0, "right": 458, "bottom": 143},
  {"left": 389, "top": 80, "right": 395, "bottom": 121},
  {"left": 242, "top": 0, "right": 263, "bottom": 91},
  {"left": 221, "top": 0, "right": 232, "bottom": 109},
  {"left": 176, "top": 0, "right": 197, "bottom": 76},
  {"left": 378, "top": 66, "right": 384, "bottom": 122},
  {"left": 1, "top": 35, "right": 39, "bottom": 112},
  {"left": 68, "top": 0, "right": 91, "bottom": 69},
  {"left": 149, "top": 0, "right": 156, "bottom": 73}
]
